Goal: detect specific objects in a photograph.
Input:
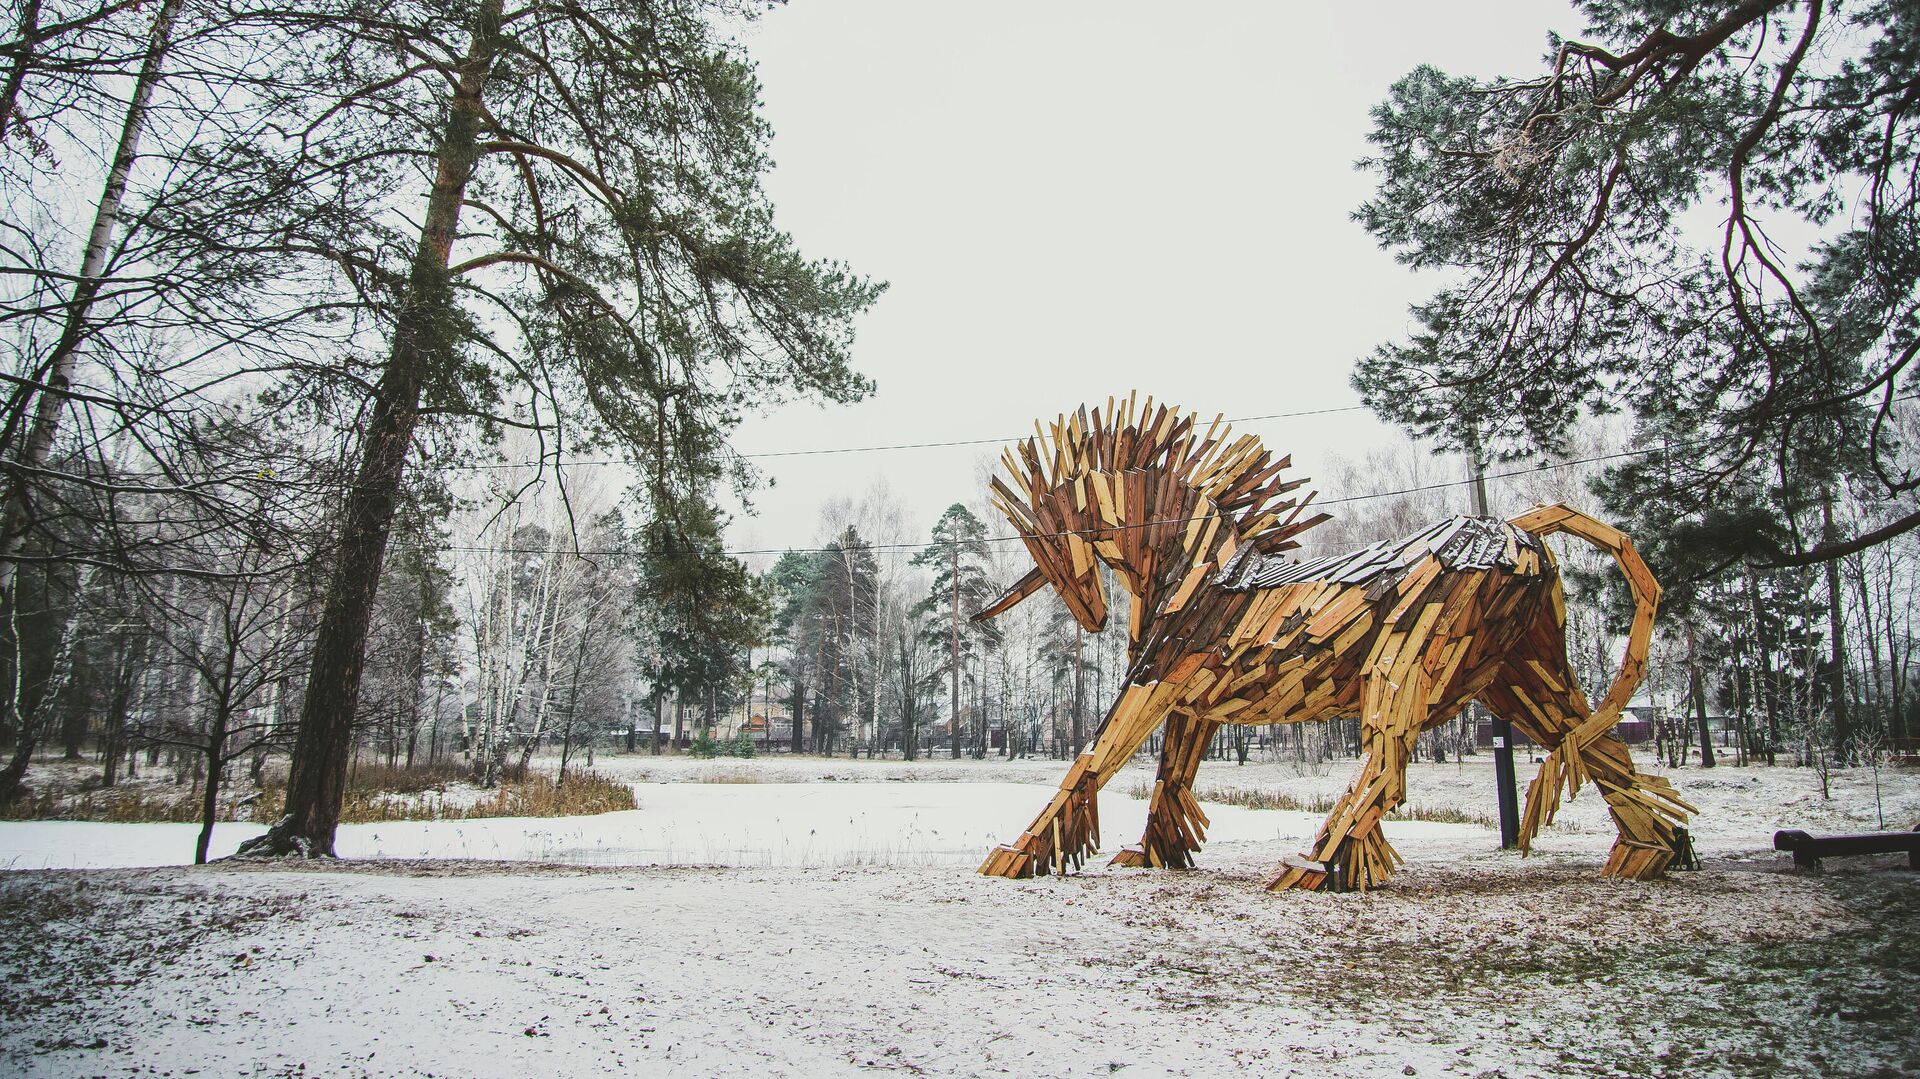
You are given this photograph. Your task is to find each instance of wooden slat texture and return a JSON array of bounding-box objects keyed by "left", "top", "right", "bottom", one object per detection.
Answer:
[{"left": 972, "top": 406, "right": 1687, "bottom": 893}]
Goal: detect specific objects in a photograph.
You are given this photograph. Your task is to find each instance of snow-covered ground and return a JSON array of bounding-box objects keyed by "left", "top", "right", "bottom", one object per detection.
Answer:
[
  {"left": 2, "top": 751, "right": 1916, "bottom": 1077},
  {"left": 0, "top": 782, "right": 1299, "bottom": 870},
  {"left": 12, "top": 748, "right": 1912, "bottom": 872},
  {"left": 0, "top": 778, "right": 1478, "bottom": 872}
]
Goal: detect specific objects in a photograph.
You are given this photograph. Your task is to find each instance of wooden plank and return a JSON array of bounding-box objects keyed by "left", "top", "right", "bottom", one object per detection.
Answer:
[
  {"left": 1507, "top": 502, "right": 1576, "bottom": 533},
  {"left": 1163, "top": 562, "right": 1212, "bottom": 614},
  {"left": 1330, "top": 611, "right": 1375, "bottom": 656},
  {"left": 1384, "top": 559, "right": 1443, "bottom": 624},
  {"left": 1089, "top": 471, "right": 1118, "bottom": 524},
  {"left": 1304, "top": 586, "right": 1372, "bottom": 639}
]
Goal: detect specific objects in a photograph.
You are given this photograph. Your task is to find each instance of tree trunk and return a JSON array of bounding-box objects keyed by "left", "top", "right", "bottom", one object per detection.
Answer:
[
  {"left": 59, "top": 688, "right": 84, "bottom": 758},
  {"left": 100, "top": 639, "right": 138, "bottom": 787},
  {"left": 1685, "top": 621, "right": 1715, "bottom": 767},
  {"left": 1745, "top": 570, "right": 1779, "bottom": 764},
  {"left": 557, "top": 634, "right": 586, "bottom": 784},
  {"left": 897, "top": 634, "right": 916, "bottom": 762},
  {"left": 0, "top": 564, "right": 95, "bottom": 802},
  {"left": 403, "top": 613, "right": 428, "bottom": 770},
  {"left": 949, "top": 537, "right": 960, "bottom": 759},
  {"left": 1071, "top": 626, "right": 1085, "bottom": 756},
  {"left": 651, "top": 686, "right": 664, "bottom": 756},
  {"left": 1691, "top": 665, "right": 1715, "bottom": 768},
  {"left": 0, "top": 698, "right": 36, "bottom": 806},
  {"left": 0, "top": 0, "right": 184, "bottom": 593},
  {"left": 427, "top": 680, "right": 445, "bottom": 764},
  {"left": 239, "top": 1, "right": 503, "bottom": 857},
  {"left": 194, "top": 704, "right": 230, "bottom": 865},
  {"left": 1820, "top": 500, "right": 1851, "bottom": 762},
  {"left": 789, "top": 679, "right": 805, "bottom": 755}
]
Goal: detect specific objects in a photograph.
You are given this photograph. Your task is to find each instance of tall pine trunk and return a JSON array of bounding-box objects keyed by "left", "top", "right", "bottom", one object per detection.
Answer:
[
  {"left": 898, "top": 634, "right": 916, "bottom": 761},
  {"left": 1685, "top": 621, "right": 1715, "bottom": 767},
  {"left": 1071, "top": 626, "right": 1084, "bottom": 756},
  {"left": 1746, "top": 570, "right": 1779, "bottom": 764},
  {"left": 240, "top": 1, "right": 503, "bottom": 857}
]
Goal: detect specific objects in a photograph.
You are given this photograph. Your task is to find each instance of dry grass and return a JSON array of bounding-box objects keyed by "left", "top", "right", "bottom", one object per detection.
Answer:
[
  {"left": 0, "top": 784, "right": 204, "bottom": 823},
  {"left": 344, "top": 760, "right": 474, "bottom": 795},
  {"left": 253, "top": 765, "right": 635, "bottom": 823},
  {"left": 450, "top": 770, "right": 636, "bottom": 819},
  {"left": 1126, "top": 779, "right": 1496, "bottom": 828},
  {"left": 3, "top": 760, "right": 635, "bottom": 824}
]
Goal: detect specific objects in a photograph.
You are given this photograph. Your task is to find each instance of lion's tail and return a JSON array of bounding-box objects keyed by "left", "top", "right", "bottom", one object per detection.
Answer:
[
  {"left": 1506, "top": 503, "right": 1659, "bottom": 722},
  {"left": 1504, "top": 504, "right": 1691, "bottom": 864}
]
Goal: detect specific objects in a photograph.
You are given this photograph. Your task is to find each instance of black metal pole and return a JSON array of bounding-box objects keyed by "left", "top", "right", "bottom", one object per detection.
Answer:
[
  {"left": 1467, "top": 438, "right": 1521, "bottom": 850},
  {"left": 1491, "top": 717, "right": 1521, "bottom": 848}
]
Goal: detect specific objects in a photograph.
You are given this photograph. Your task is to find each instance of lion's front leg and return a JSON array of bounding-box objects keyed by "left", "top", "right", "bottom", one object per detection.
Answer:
[
  {"left": 1111, "top": 708, "right": 1215, "bottom": 869},
  {"left": 1265, "top": 761, "right": 1411, "bottom": 893},
  {"left": 980, "top": 681, "right": 1166, "bottom": 879},
  {"left": 1267, "top": 658, "right": 1430, "bottom": 893}
]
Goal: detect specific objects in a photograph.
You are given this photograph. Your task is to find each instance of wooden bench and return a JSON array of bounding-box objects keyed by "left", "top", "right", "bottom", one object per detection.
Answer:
[{"left": 1773, "top": 826, "right": 1920, "bottom": 870}]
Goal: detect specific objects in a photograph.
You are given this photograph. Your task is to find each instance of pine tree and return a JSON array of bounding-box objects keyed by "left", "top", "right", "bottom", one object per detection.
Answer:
[
  {"left": 632, "top": 495, "right": 769, "bottom": 757},
  {"left": 1354, "top": 0, "right": 1920, "bottom": 562},
  {"left": 910, "top": 504, "right": 1001, "bottom": 759},
  {"left": 245, "top": 0, "right": 880, "bottom": 855},
  {"left": 813, "top": 527, "right": 876, "bottom": 756}
]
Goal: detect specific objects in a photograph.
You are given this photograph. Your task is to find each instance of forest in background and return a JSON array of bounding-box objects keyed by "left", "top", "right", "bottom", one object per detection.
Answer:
[{"left": 2, "top": 0, "right": 1917, "bottom": 862}]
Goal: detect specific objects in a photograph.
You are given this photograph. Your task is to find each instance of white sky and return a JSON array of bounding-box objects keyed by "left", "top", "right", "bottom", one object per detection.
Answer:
[{"left": 721, "top": 1, "right": 1582, "bottom": 552}]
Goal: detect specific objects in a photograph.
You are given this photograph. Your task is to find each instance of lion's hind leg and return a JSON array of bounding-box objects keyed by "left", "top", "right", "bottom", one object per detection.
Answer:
[
  {"left": 1111, "top": 709, "right": 1216, "bottom": 869},
  {"left": 1483, "top": 656, "right": 1696, "bottom": 880}
]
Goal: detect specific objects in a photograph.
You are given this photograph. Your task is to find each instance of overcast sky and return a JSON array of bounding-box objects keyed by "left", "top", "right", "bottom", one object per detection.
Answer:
[{"left": 719, "top": 1, "right": 1582, "bottom": 554}]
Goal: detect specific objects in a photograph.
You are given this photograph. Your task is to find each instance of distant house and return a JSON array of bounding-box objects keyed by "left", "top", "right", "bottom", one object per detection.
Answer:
[
  {"left": 741, "top": 712, "right": 794, "bottom": 742},
  {"left": 1472, "top": 702, "right": 1658, "bottom": 748},
  {"left": 1616, "top": 705, "right": 1658, "bottom": 745},
  {"left": 1474, "top": 718, "right": 1538, "bottom": 749}
]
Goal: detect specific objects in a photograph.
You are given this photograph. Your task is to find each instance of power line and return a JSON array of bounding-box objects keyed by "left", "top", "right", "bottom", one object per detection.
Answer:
[
  {"left": 425, "top": 434, "right": 1715, "bottom": 560},
  {"left": 741, "top": 404, "right": 1371, "bottom": 459},
  {"left": 54, "top": 392, "right": 1920, "bottom": 565},
  {"left": 11, "top": 403, "right": 1373, "bottom": 489},
  {"left": 1314, "top": 440, "right": 1699, "bottom": 508},
  {"left": 426, "top": 404, "right": 1372, "bottom": 471}
]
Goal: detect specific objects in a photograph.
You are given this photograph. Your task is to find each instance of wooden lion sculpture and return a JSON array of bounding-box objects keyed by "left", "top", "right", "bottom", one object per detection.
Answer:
[{"left": 974, "top": 396, "right": 1694, "bottom": 892}]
